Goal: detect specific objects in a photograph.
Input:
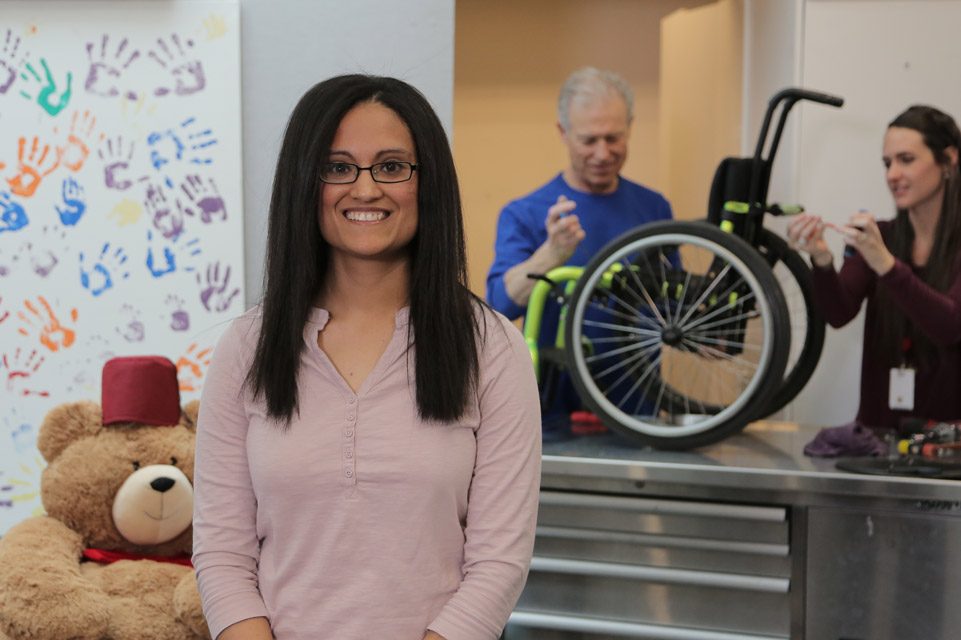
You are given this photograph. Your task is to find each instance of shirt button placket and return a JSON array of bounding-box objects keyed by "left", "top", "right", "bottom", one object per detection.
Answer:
[{"left": 345, "top": 394, "right": 357, "bottom": 485}]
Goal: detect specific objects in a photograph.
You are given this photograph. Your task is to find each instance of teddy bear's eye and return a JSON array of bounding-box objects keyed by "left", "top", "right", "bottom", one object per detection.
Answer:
[
  {"left": 132, "top": 461, "right": 141, "bottom": 470},
  {"left": 170, "top": 457, "right": 178, "bottom": 466}
]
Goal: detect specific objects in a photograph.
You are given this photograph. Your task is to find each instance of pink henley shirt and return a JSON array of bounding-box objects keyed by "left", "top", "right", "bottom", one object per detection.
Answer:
[{"left": 192, "top": 305, "right": 542, "bottom": 640}]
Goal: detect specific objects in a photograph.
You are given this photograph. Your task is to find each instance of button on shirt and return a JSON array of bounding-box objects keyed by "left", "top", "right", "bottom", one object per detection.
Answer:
[{"left": 193, "top": 305, "right": 542, "bottom": 640}]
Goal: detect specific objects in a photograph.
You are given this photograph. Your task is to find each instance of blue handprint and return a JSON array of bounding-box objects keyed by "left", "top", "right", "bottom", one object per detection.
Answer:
[
  {"left": 145, "top": 229, "right": 201, "bottom": 277},
  {"left": 79, "top": 242, "right": 129, "bottom": 296},
  {"left": 0, "top": 192, "right": 28, "bottom": 233},
  {"left": 19, "top": 58, "right": 72, "bottom": 117},
  {"left": 148, "top": 117, "right": 217, "bottom": 175},
  {"left": 55, "top": 177, "right": 86, "bottom": 226}
]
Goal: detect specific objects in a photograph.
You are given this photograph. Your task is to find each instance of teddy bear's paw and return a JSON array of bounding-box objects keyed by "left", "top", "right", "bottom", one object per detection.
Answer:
[
  {"left": 0, "top": 591, "right": 111, "bottom": 640},
  {"left": 173, "top": 572, "right": 212, "bottom": 640}
]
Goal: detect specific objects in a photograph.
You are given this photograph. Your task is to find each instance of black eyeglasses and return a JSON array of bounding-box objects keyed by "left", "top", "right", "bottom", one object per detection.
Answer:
[{"left": 319, "top": 161, "right": 418, "bottom": 184}]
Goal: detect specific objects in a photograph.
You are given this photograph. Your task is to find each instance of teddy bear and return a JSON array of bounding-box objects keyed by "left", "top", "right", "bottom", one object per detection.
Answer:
[{"left": 0, "top": 356, "right": 211, "bottom": 640}]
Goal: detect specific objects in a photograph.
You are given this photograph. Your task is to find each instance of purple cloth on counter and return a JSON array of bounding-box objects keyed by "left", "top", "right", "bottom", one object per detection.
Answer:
[{"left": 803, "top": 420, "right": 889, "bottom": 458}]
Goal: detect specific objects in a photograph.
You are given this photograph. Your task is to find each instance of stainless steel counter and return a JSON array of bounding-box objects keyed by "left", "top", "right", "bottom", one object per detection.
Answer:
[
  {"left": 540, "top": 420, "right": 961, "bottom": 506},
  {"left": 509, "top": 421, "right": 961, "bottom": 639}
]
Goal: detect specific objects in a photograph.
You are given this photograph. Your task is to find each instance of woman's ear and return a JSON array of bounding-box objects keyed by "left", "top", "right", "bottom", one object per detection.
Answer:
[{"left": 945, "top": 145, "right": 959, "bottom": 166}]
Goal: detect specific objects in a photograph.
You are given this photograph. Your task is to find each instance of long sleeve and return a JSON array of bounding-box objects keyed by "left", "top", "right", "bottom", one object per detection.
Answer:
[
  {"left": 486, "top": 202, "right": 540, "bottom": 320},
  {"left": 810, "top": 253, "right": 876, "bottom": 328},
  {"left": 192, "top": 315, "right": 269, "bottom": 639},
  {"left": 878, "top": 257, "right": 961, "bottom": 346},
  {"left": 428, "top": 313, "right": 542, "bottom": 640}
]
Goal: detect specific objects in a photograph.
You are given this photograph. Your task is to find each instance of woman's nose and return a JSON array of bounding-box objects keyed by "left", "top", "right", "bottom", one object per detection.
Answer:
[{"left": 350, "top": 170, "right": 383, "bottom": 198}]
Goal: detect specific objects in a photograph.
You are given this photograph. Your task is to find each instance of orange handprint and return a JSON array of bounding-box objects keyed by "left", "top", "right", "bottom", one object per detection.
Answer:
[
  {"left": 17, "top": 296, "right": 78, "bottom": 352},
  {"left": 6, "top": 136, "right": 60, "bottom": 197},
  {"left": 55, "top": 109, "right": 100, "bottom": 172},
  {"left": 176, "top": 342, "right": 212, "bottom": 392}
]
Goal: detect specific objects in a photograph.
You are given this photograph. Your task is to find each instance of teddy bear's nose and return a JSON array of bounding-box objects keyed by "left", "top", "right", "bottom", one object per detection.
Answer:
[{"left": 150, "top": 477, "right": 176, "bottom": 493}]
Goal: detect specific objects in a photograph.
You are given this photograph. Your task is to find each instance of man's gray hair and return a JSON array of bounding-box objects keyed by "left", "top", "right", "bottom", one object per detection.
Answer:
[{"left": 557, "top": 67, "right": 634, "bottom": 131}]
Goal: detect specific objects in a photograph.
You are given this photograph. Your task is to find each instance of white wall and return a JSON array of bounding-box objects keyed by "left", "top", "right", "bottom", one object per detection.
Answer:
[
  {"left": 745, "top": 0, "right": 961, "bottom": 426},
  {"left": 237, "top": 0, "right": 454, "bottom": 306}
]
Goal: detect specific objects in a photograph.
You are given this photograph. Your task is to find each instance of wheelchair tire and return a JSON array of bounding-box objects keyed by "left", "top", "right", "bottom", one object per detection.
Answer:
[
  {"left": 564, "top": 220, "right": 791, "bottom": 449},
  {"left": 756, "top": 229, "right": 826, "bottom": 417}
]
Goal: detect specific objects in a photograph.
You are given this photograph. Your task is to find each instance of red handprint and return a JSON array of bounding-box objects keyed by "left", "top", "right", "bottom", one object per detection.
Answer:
[
  {"left": 17, "top": 296, "right": 78, "bottom": 352},
  {"left": 176, "top": 342, "right": 212, "bottom": 392},
  {"left": 3, "top": 348, "right": 49, "bottom": 397},
  {"left": 6, "top": 136, "right": 60, "bottom": 197}
]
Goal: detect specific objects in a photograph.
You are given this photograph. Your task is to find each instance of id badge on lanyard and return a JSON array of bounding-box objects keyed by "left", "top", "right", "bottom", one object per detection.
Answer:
[{"left": 889, "top": 337, "right": 915, "bottom": 411}]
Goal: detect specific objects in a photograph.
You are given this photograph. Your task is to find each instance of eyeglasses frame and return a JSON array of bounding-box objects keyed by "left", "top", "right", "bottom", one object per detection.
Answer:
[{"left": 318, "top": 161, "right": 419, "bottom": 184}]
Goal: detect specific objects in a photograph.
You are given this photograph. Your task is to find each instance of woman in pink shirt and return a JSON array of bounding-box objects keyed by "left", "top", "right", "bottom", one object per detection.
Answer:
[
  {"left": 788, "top": 105, "right": 961, "bottom": 431},
  {"left": 192, "top": 75, "right": 542, "bottom": 640}
]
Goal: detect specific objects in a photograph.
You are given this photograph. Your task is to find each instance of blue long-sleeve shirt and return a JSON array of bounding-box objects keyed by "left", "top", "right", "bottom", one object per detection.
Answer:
[{"left": 486, "top": 173, "right": 673, "bottom": 424}]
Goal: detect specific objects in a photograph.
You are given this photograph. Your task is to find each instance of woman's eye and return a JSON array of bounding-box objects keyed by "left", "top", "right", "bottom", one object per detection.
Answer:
[{"left": 379, "top": 162, "right": 403, "bottom": 176}]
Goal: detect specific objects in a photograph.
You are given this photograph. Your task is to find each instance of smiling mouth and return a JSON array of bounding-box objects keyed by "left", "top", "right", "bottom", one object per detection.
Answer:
[
  {"left": 142, "top": 509, "right": 177, "bottom": 522},
  {"left": 345, "top": 211, "right": 389, "bottom": 222}
]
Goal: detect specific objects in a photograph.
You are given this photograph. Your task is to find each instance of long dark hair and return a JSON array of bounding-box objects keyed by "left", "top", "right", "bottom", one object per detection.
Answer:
[
  {"left": 874, "top": 105, "right": 961, "bottom": 366},
  {"left": 247, "top": 74, "right": 483, "bottom": 424}
]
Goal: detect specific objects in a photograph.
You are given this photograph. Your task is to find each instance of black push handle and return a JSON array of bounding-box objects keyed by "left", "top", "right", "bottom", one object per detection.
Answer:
[{"left": 771, "top": 87, "right": 844, "bottom": 109}]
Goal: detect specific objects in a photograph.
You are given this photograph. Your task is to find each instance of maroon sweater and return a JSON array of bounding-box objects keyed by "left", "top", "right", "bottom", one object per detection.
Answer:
[{"left": 811, "top": 220, "right": 961, "bottom": 430}]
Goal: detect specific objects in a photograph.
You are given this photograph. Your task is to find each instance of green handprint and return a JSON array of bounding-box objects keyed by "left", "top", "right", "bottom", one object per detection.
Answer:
[{"left": 19, "top": 58, "right": 72, "bottom": 116}]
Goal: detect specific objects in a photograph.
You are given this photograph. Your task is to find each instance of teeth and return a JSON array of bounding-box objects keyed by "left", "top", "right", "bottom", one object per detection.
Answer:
[{"left": 345, "top": 211, "right": 387, "bottom": 222}]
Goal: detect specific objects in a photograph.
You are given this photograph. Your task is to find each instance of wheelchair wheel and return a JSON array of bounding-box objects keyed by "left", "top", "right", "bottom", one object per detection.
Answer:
[
  {"left": 564, "top": 221, "right": 790, "bottom": 449},
  {"left": 756, "top": 229, "right": 825, "bottom": 416}
]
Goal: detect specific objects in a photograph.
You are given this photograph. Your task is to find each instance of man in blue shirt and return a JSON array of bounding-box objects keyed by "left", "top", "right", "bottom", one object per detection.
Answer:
[{"left": 486, "top": 67, "right": 674, "bottom": 439}]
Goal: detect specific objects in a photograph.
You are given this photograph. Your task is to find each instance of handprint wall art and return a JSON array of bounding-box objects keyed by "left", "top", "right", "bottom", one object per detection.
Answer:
[{"left": 0, "top": 1, "right": 243, "bottom": 534}]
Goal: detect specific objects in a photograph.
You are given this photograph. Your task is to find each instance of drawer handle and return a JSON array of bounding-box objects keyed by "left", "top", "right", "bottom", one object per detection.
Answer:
[
  {"left": 530, "top": 556, "right": 790, "bottom": 593},
  {"left": 508, "top": 610, "right": 788, "bottom": 639},
  {"left": 536, "top": 525, "right": 790, "bottom": 557},
  {"left": 540, "top": 491, "right": 786, "bottom": 522}
]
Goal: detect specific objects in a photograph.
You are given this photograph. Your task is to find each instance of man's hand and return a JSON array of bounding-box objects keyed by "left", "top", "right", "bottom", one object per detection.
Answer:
[
  {"left": 544, "top": 195, "right": 584, "bottom": 263},
  {"left": 502, "top": 195, "right": 585, "bottom": 307}
]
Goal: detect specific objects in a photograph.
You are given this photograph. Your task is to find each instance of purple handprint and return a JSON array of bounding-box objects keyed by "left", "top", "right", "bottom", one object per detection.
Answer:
[
  {"left": 115, "top": 303, "right": 145, "bottom": 342},
  {"left": 24, "top": 226, "right": 68, "bottom": 278},
  {"left": 148, "top": 34, "right": 205, "bottom": 96},
  {"left": 165, "top": 294, "right": 190, "bottom": 331},
  {"left": 98, "top": 136, "right": 143, "bottom": 190},
  {"left": 197, "top": 262, "right": 240, "bottom": 313},
  {"left": 144, "top": 183, "right": 184, "bottom": 239},
  {"left": 0, "top": 29, "right": 26, "bottom": 95},
  {"left": 84, "top": 34, "right": 140, "bottom": 98},
  {"left": 177, "top": 174, "right": 227, "bottom": 223}
]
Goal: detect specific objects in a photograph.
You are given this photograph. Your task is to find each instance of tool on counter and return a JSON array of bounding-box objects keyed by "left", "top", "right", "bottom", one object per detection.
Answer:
[{"left": 897, "top": 421, "right": 961, "bottom": 457}]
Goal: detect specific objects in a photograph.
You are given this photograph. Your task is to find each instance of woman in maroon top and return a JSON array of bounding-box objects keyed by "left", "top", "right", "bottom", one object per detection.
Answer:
[{"left": 788, "top": 105, "right": 961, "bottom": 431}]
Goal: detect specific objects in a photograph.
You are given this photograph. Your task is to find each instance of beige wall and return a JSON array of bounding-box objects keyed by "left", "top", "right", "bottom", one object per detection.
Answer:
[{"left": 454, "top": 0, "right": 719, "bottom": 296}]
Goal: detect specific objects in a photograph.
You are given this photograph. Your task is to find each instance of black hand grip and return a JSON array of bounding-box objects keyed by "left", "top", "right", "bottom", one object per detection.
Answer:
[{"left": 770, "top": 88, "right": 844, "bottom": 108}]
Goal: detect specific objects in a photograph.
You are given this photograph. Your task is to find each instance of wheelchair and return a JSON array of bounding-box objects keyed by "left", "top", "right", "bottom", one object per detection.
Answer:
[{"left": 524, "top": 88, "right": 844, "bottom": 449}]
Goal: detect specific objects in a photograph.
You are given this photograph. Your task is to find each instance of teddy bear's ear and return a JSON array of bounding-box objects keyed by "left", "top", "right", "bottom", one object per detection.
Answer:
[
  {"left": 181, "top": 399, "right": 201, "bottom": 432},
  {"left": 36, "top": 400, "right": 104, "bottom": 463}
]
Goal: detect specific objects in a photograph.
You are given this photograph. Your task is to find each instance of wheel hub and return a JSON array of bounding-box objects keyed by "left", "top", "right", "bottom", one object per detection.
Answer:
[{"left": 661, "top": 325, "right": 684, "bottom": 347}]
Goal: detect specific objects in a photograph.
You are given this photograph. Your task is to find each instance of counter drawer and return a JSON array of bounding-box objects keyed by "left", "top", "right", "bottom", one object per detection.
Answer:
[{"left": 509, "top": 490, "right": 793, "bottom": 639}]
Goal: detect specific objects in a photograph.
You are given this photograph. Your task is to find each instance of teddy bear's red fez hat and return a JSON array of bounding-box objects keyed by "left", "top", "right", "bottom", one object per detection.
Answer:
[{"left": 101, "top": 356, "right": 181, "bottom": 426}]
